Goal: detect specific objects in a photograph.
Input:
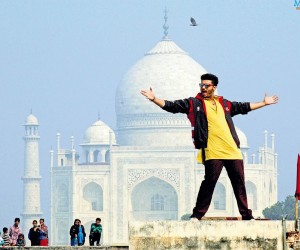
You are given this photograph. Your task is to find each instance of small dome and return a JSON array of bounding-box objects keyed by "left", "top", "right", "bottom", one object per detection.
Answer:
[
  {"left": 236, "top": 126, "right": 248, "bottom": 148},
  {"left": 83, "top": 120, "right": 116, "bottom": 145},
  {"left": 25, "top": 114, "right": 39, "bottom": 125}
]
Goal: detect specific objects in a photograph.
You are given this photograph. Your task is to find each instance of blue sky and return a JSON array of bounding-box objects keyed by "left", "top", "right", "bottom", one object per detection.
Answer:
[{"left": 0, "top": 1, "right": 299, "bottom": 228}]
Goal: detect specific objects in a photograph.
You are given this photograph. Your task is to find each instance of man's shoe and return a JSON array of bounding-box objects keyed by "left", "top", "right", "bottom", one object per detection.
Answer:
[
  {"left": 242, "top": 216, "right": 255, "bottom": 220},
  {"left": 190, "top": 214, "right": 202, "bottom": 220}
]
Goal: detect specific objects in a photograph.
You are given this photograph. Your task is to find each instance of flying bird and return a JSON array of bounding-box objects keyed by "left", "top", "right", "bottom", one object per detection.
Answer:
[{"left": 190, "top": 17, "right": 198, "bottom": 26}]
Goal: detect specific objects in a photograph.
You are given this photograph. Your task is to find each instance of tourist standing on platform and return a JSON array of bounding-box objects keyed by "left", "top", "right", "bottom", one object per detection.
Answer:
[
  {"left": 28, "top": 220, "right": 40, "bottom": 246},
  {"left": 89, "top": 218, "right": 102, "bottom": 246},
  {"left": 69, "top": 219, "right": 80, "bottom": 246},
  {"left": 2, "top": 227, "right": 11, "bottom": 246},
  {"left": 77, "top": 220, "right": 86, "bottom": 246},
  {"left": 141, "top": 73, "right": 278, "bottom": 220},
  {"left": 39, "top": 218, "right": 49, "bottom": 246},
  {"left": 16, "top": 233, "right": 26, "bottom": 246},
  {"left": 9, "top": 218, "right": 22, "bottom": 246}
]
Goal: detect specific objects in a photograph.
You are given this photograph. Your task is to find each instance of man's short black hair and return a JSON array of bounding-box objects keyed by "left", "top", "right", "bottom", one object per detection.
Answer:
[
  {"left": 14, "top": 218, "right": 20, "bottom": 223},
  {"left": 201, "top": 73, "right": 219, "bottom": 86},
  {"left": 96, "top": 218, "right": 101, "bottom": 222},
  {"left": 3, "top": 227, "right": 8, "bottom": 233}
]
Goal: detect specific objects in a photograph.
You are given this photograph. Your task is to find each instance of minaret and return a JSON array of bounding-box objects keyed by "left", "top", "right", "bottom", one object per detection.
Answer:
[{"left": 21, "top": 113, "right": 42, "bottom": 241}]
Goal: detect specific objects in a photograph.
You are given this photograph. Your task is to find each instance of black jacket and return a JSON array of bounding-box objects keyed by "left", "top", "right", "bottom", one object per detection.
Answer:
[
  {"left": 28, "top": 227, "right": 40, "bottom": 246},
  {"left": 162, "top": 93, "right": 251, "bottom": 151},
  {"left": 70, "top": 225, "right": 79, "bottom": 239}
]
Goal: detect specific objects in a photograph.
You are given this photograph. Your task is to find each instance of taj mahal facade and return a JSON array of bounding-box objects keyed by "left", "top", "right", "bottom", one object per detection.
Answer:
[{"left": 22, "top": 28, "right": 278, "bottom": 245}]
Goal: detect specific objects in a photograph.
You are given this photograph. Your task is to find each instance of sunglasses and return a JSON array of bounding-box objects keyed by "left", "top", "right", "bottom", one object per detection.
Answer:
[{"left": 199, "top": 83, "right": 214, "bottom": 89}]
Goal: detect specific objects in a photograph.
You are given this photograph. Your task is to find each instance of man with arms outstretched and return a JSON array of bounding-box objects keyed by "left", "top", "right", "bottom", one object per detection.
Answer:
[{"left": 141, "top": 73, "right": 278, "bottom": 220}]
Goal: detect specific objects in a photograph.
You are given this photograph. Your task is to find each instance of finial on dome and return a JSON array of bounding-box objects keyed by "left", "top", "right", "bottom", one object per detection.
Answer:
[
  {"left": 98, "top": 111, "right": 101, "bottom": 121},
  {"left": 70, "top": 135, "right": 75, "bottom": 149},
  {"left": 163, "top": 7, "right": 169, "bottom": 39}
]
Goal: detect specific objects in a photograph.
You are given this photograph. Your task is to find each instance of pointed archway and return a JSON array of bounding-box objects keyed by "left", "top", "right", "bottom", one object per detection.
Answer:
[
  {"left": 212, "top": 182, "right": 226, "bottom": 210},
  {"left": 246, "top": 181, "right": 257, "bottom": 210},
  {"left": 131, "top": 177, "right": 178, "bottom": 221},
  {"left": 83, "top": 182, "right": 103, "bottom": 211}
]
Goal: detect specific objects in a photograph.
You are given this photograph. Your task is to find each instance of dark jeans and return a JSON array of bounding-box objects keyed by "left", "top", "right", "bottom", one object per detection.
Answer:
[
  {"left": 31, "top": 240, "right": 40, "bottom": 246},
  {"left": 89, "top": 232, "right": 101, "bottom": 246},
  {"left": 191, "top": 159, "right": 253, "bottom": 220}
]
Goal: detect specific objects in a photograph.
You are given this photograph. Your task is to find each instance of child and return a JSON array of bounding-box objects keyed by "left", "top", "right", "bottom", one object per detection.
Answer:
[
  {"left": 16, "top": 233, "right": 26, "bottom": 247},
  {"left": 2, "top": 227, "right": 10, "bottom": 246}
]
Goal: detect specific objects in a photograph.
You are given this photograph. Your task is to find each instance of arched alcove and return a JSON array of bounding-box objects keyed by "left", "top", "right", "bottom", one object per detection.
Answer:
[
  {"left": 93, "top": 150, "right": 100, "bottom": 163},
  {"left": 212, "top": 182, "right": 226, "bottom": 210},
  {"left": 83, "top": 182, "right": 103, "bottom": 211},
  {"left": 84, "top": 220, "right": 94, "bottom": 232},
  {"left": 105, "top": 150, "right": 110, "bottom": 163},
  {"left": 131, "top": 177, "right": 178, "bottom": 221},
  {"left": 56, "top": 183, "right": 69, "bottom": 212},
  {"left": 246, "top": 181, "right": 257, "bottom": 210},
  {"left": 57, "top": 220, "right": 68, "bottom": 244}
]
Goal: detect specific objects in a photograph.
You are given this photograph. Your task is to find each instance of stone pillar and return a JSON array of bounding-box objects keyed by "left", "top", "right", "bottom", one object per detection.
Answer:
[{"left": 21, "top": 114, "right": 43, "bottom": 244}]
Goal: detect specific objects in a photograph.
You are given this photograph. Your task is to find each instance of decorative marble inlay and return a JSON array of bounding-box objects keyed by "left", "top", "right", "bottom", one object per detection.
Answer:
[
  {"left": 117, "top": 114, "right": 190, "bottom": 129},
  {"left": 128, "top": 168, "right": 180, "bottom": 190},
  {"left": 81, "top": 177, "right": 102, "bottom": 187},
  {"left": 117, "top": 166, "right": 123, "bottom": 240}
]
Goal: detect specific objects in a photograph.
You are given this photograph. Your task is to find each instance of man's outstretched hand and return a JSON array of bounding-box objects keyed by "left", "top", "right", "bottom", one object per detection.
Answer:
[
  {"left": 264, "top": 93, "right": 279, "bottom": 105},
  {"left": 140, "top": 87, "right": 165, "bottom": 107},
  {"left": 250, "top": 93, "right": 279, "bottom": 111},
  {"left": 140, "top": 87, "right": 155, "bottom": 101}
]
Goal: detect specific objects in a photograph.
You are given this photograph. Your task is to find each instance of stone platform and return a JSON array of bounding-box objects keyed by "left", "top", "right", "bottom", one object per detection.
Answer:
[
  {"left": 129, "top": 220, "right": 296, "bottom": 250},
  {"left": 2, "top": 220, "right": 297, "bottom": 250},
  {"left": 3, "top": 246, "right": 128, "bottom": 250}
]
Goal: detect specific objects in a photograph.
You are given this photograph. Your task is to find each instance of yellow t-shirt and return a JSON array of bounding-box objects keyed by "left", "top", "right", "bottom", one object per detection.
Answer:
[{"left": 197, "top": 98, "right": 242, "bottom": 163}]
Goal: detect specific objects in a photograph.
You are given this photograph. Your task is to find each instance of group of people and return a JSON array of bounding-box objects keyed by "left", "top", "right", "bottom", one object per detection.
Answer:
[
  {"left": 0, "top": 217, "right": 48, "bottom": 247},
  {"left": 0, "top": 217, "right": 102, "bottom": 247},
  {"left": 28, "top": 219, "right": 49, "bottom": 246},
  {"left": 69, "top": 218, "right": 102, "bottom": 246}
]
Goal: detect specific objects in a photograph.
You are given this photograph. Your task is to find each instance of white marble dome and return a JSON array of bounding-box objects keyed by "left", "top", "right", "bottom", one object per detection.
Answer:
[
  {"left": 236, "top": 126, "right": 248, "bottom": 148},
  {"left": 83, "top": 120, "right": 116, "bottom": 145},
  {"left": 25, "top": 114, "right": 39, "bottom": 125},
  {"left": 115, "top": 38, "right": 207, "bottom": 116},
  {"left": 115, "top": 37, "right": 208, "bottom": 147}
]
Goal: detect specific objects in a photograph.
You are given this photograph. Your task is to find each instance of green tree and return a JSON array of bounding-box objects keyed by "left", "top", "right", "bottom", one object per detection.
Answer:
[{"left": 262, "top": 195, "right": 299, "bottom": 220}]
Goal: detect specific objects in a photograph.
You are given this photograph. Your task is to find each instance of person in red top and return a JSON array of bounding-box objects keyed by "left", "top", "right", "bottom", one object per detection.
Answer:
[
  {"left": 39, "top": 218, "right": 49, "bottom": 246},
  {"left": 141, "top": 73, "right": 278, "bottom": 220}
]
